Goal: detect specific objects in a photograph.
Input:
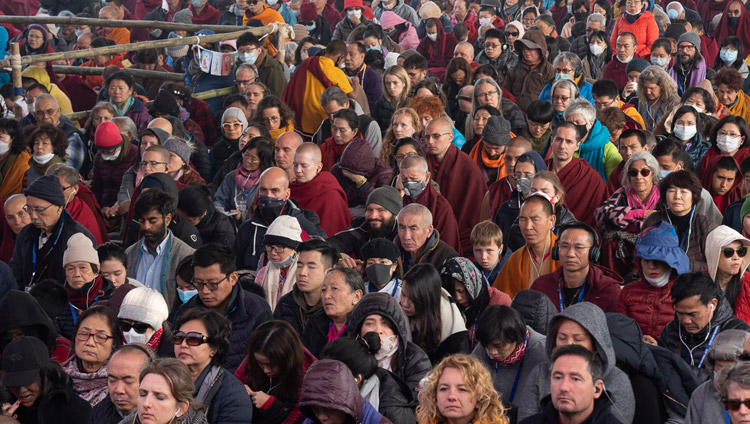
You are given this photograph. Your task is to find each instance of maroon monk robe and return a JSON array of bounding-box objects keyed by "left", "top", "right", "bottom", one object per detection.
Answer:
[
  {"left": 0, "top": 211, "right": 14, "bottom": 264},
  {"left": 428, "top": 144, "right": 487, "bottom": 256},
  {"left": 606, "top": 161, "right": 625, "bottom": 194},
  {"left": 699, "top": 146, "right": 749, "bottom": 194},
  {"left": 487, "top": 176, "right": 513, "bottom": 220},
  {"left": 77, "top": 185, "right": 110, "bottom": 245},
  {"left": 290, "top": 171, "right": 352, "bottom": 237},
  {"left": 546, "top": 157, "right": 610, "bottom": 226},
  {"left": 67, "top": 197, "right": 105, "bottom": 245},
  {"left": 403, "top": 182, "right": 462, "bottom": 255}
]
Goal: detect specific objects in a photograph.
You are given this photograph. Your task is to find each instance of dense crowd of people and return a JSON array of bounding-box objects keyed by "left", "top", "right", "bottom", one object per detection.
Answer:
[{"left": 5, "top": 0, "right": 750, "bottom": 422}]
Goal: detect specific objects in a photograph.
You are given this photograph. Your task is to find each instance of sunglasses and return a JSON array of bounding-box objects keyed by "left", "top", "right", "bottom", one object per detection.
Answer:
[
  {"left": 248, "top": 0, "right": 260, "bottom": 3},
  {"left": 723, "top": 246, "right": 748, "bottom": 258},
  {"left": 724, "top": 398, "right": 750, "bottom": 411},
  {"left": 173, "top": 331, "right": 211, "bottom": 346},
  {"left": 628, "top": 168, "right": 651, "bottom": 178},
  {"left": 506, "top": 31, "right": 519, "bottom": 37},
  {"left": 119, "top": 320, "right": 151, "bottom": 334}
]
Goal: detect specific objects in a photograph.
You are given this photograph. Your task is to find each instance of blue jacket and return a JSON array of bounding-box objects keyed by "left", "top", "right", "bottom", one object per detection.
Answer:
[
  {"left": 538, "top": 74, "right": 595, "bottom": 106},
  {"left": 213, "top": 170, "right": 259, "bottom": 221},
  {"left": 722, "top": 197, "right": 745, "bottom": 232},
  {"left": 276, "top": 1, "right": 297, "bottom": 24}
]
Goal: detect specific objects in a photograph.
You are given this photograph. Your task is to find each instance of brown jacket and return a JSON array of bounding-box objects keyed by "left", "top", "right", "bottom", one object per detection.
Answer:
[
  {"left": 504, "top": 29, "right": 555, "bottom": 112},
  {"left": 395, "top": 229, "right": 458, "bottom": 275}
]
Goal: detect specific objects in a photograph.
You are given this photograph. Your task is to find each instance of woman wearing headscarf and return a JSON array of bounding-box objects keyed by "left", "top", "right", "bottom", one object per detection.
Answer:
[
  {"left": 19, "top": 24, "right": 56, "bottom": 56},
  {"left": 705, "top": 225, "right": 750, "bottom": 324},
  {"left": 210, "top": 107, "right": 248, "bottom": 181},
  {"left": 255, "top": 216, "right": 303, "bottom": 311}
]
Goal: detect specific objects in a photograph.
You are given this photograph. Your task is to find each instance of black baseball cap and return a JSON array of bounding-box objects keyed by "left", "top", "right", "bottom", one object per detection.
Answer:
[{"left": 1, "top": 337, "right": 49, "bottom": 387}]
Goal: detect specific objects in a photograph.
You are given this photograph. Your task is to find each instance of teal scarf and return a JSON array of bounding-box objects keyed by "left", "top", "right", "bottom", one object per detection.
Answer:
[{"left": 110, "top": 96, "right": 135, "bottom": 116}]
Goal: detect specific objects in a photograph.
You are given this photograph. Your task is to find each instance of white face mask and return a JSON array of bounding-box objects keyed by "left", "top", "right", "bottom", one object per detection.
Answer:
[
  {"left": 270, "top": 253, "right": 296, "bottom": 268},
  {"left": 33, "top": 152, "right": 54, "bottom": 164},
  {"left": 688, "top": 104, "right": 704, "bottom": 114},
  {"left": 374, "top": 334, "right": 399, "bottom": 370},
  {"left": 644, "top": 269, "right": 671, "bottom": 287},
  {"left": 123, "top": 328, "right": 149, "bottom": 345},
  {"left": 717, "top": 134, "right": 742, "bottom": 154},
  {"left": 427, "top": 33, "right": 438, "bottom": 41},
  {"left": 100, "top": 147, "right": 121, "bottom": 161},
  {"left": 618, "top": 54, "right": 633, "bottom": 63},
  {"left": 673, "top": 125, "right": 697, "bottom": 141},
  {"left": 0, "top": 141, "right": 9, "bottom": 156},
  {"left": 590, "top": 44, "right": 604, "bottom": 56},
  {"left": 478, "top": 17, "right": 491, "bottom": 26},
  {"left": 347, "top": 9, "right": 362, "bottom": 19}
]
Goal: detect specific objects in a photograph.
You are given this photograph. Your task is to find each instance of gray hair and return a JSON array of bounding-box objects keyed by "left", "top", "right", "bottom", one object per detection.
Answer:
[
  {"left": 622, "top": 151, "right": 660, "bottom": 188},
  {"left": 397, "top": 203, "right": 433, "bottom": 227},
  {"left": 33, "top": 94, "right": 58, "bottom": 111},
  {"left": 3, "top": 194, "right": 25, "bottom": 210},
  {"left": 236, "top": 63, "right": 258, "bottom": 78},
  {"left": 112, "top": 116, "right": 137, "bottom": 141},
  {"left": 326, "top": 267, "right": 366, "bottom": 294},
  {"left": 399, "top": 154, "right": 429, "bottom": 175},
  {"left": 49, "top": 164, "right": 80, "bottom": 186},
  {"left": 587, "top": 13, "right": 606, "bottom": 27},
  {"left": 715, "top": 362, "right": 750, "bottom": 401},
  {"left": 320, "top": 86, "right": 350, "bottom": 108},
  {"left": 454, "top": 41, "right": 475, "bottom": 57},
  {"left": 551, "top": 79, "right": 579, "bottom": 100},
  {"left": 553, "top": 52, "right": 583, "bottom": 77},
  {"left": 564, "top": 98, "right": 595, "bottom": 122},
  {"left": 467, "top": 77, "right": 503, "bottom": 138}
]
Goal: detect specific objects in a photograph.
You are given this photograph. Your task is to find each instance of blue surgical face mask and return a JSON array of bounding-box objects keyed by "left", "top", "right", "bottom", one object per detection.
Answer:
[
  {"left": 368, "top": 44, "right": 382, "bottom": 52},
  {"left": 306, "top": 22, "right": 316, "bottom": 31},
  {"left": 555, "top": 72, "right": 572, "bottom": 81},
  {"left": 651, "top": 56, "right": 669, "bottom": 67},
  {"left": 721, "top": 49, "right": 738, "bottom": 64},
  {"left": 177, "top": 288, "right": 198, "bottom": 303},
  {"left": 240, "top": 51, "right": 257, "bottom": 64},
  {"left": 667, "top": 8, "right": 679, "bottom": 19}
]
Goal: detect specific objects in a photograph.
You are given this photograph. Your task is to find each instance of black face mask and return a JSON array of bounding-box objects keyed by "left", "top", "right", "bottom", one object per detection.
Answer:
[
  {"left": 574, "top": 123, "right": 589, "bottom": 140},
  {"left": 258, "top": 195, "right": 287, "bottom": 220}
]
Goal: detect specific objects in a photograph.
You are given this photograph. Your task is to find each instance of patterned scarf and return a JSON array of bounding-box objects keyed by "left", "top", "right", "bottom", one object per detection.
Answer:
[
  {"left": 235, "top": 164, "right": 261, "bottom": 191},
  {"left": 498, "top": 330, "right": 529, "bottom": 365},
  {"left": 62, "top": 356, "right": 109, "bottom": 406}
]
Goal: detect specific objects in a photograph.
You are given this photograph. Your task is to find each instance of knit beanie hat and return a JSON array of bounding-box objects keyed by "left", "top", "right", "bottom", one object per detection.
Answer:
[
  {"left": 173, "top": 9, "right": 193, "bottom": 24},
  {"left": 263, "top": 215, "right": 303, "bottom": 249},
  {"left": 677, "top": 31, "right": 701, "bottom": 51},
  {"left": 625, "top": 58, "right": 649, "bottom": 75},
  {"left": 163, "top": 138, "right": 191, "bottom": 166},
  {"left": 360, "top": 238, "right": 400, "bottom": 263},
  {"left": 482, "top": 116, "right": 512, "bottom": 146},
  {"left": 300, "top": 2, "right": 318, "bottom": 22},
  {"left": 222, "top": 107, "right": 249, "bottom": 131},
  {"left": 742, "top": 195, "right": 750, "bottom": 219},
  {"left": 166, "top": 32, "right": 189, "bottom": 59},
  {"left": 366, "top": 186, "right": 403, "bottom": 216},
  {"left": 149, "top": 90, "right": 180, "bottom": 117},
  {"left": 23, "top": 174, "right": 66, "bottom": 206},
  {"left": 63, "top": 233, "right": 99, "bottom": 267},
  {"left": 419, "top": 2, "right": 441, "bottom": 20},
  {"left": 118, "top": 287, "right": 169, "bottom": 330},
  {"left": 292, "top": 24, "right": 309, "bottom": 43},
  {"left": 94, "top": 121, "right": 123, "bottom": 149}
]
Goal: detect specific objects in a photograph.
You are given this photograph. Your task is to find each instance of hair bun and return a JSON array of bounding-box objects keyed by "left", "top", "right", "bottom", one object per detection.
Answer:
[{"left": 361, "top": 332, "right": 381, "bottom": 355}]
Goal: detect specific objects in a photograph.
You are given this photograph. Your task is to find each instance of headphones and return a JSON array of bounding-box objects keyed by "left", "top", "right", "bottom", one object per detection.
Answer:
[{"left": 551, "top": 223, "right": 601, "bottom": 263}]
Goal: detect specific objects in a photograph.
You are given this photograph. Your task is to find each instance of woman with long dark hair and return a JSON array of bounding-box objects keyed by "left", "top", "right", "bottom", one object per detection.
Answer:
[{"left": 706, "top": 226, "right": 750, "bottom": 324}]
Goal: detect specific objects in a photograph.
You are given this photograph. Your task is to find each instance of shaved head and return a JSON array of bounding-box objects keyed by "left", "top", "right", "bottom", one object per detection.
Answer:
[
  {"left": 258, "top": 167, "right": 291, "bottom": 199},
  {"left": 509, "top": 136, "right": 533, "bottom": 151},
  {"left": 295, "top": 142, "right": 322, "bottom": 162},
  {"left": 399, "top": 154, "right": 429, "bottom": 175},
  {"left": 275, "top": 131, "right": 304, "bottom": 171},
  {"left": 147, "top": 118, "right": 173, "bottom": 136},
  {"left": 426, "top": 116, "right": 452, "bottom": 133},
  {"left": 99, "top": 5, "right": 117, "bottom": 19},
  {"left": 293, "top": 143, "right": 323, "bottom": 183}
]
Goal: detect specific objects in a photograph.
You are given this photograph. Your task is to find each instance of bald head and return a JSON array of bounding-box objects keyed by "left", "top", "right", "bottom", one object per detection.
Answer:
[
  {"left": 399, "top": 154, "right": 429, "bottom": 175},
  {"left": 454, "top": 41, "right": 475, "bottom": 63},
  {"left": 293, "top": 143, "right": 323, "bottom": 183},
  {"left": 505, "top": 136, "right": 534, "bottom": 179},
  {"left": 509, "top": 136, "right": 533, "bottom": 151},
  {"left": 258, "top": 167, "right": 291, "bottom": 199},
  {"left": 99, "top": 5, "right": 117, "bottom": 19},
  {"left": 275, "top": 131, "right": 304, "bottom": 170},
  {"left": 147, "top": 118, "right": 173, "bottom": 136},
  {"left": 4, "top": 194, "right": 30, "bottom": 235},
  {"left": 425, "top": 117, "right": 454, "bottom": 161}
]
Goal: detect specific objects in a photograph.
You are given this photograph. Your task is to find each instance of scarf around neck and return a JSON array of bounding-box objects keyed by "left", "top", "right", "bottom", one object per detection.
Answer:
[
  {"left": 625, "top": 185, "right": 660, "bottom": 210},
  {"left": 499, "top": 329, "right": 529, "bottom": 365},
  {"left": 28, "top": 154, "right": 63, "bottom": 176},
  {"left": 110, "top": 96, "right": 135, "bottom": 116},
  {"left": 65, "top": 275, "right": 105, "bottom": 309},
  {"left": 235, "top": 165, "right": 261, "bottom": 191}
]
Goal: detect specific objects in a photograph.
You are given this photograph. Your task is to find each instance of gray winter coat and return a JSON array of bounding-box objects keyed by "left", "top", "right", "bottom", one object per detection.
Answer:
[
  {"left": 684, "top": 379, "right": 724, "bottom": 424},
  {"left": 373, "top": 0, "right": 419, "bottom": 25},
  {"left": 515, "top": 302, "right": 636, "bottom": 424}
]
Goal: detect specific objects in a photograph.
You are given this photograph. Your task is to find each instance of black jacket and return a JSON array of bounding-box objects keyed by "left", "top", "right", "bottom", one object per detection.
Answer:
[
  {"left": 373, "top": 368, "right": 418, "bottom": 424},
  {"left": 519, "top": 395, "right": 624, "bottom": 424},
  {"left": 209, "top": 150, "right": 241, "bottom": 195},
  {"left": 371, "top": 96, "right": 397, "bottom": 136},
  {"left": 9, "top": 210, "right": 95, "bottom": 288},
  {"left": 14, "top": 376, "right": 92, "bottom": 424},
  {"left": 174, "top": 285, "right": 272, "bottom": 372},
  {"left": 301, "top": 308, "right": 343, "bottom": 358},
  {"left": 196, "top": 205, "right": 236, "bottom": 247},
  {"left": 327, "top": 217, "right": 398, "bottom": 259},
  {"left": 0, "top": 260, "right": 17, "bottom": 301},
  {"left": 510, "top": 289, "right": 558, "bottom": 336},
  {"left": 0, "top": 290, "right": 62, "bottom": 356},
  {"left": 193, "top": 364, "right": 254, "bottom": 424},
  {"left": 57, "top": 277, "right": 116, "bottom": 341},
  {"left": 209, "top": 136, "right": 239, "bottom": 182},
  {"left": 273, "top": 285, "right": 323, "bottom": 335},
  {"left": 89, "top": 396, "right": 125, "bottom": 424}
]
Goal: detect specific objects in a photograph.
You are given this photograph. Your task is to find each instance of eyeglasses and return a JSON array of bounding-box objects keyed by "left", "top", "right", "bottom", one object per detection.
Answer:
[
  {"left": 140, "top": 161, "right": 168, "bottom": 168},
  {"left": 261, "top": 116, "right": 280, "bottom": 124},
  {"left": 265, "top": 245, "right": 287, "bottom": 254},
  {"left": 119, "top": 320, "right": 152, "bottom": 334},
  {"left": 192, "top": 275, "right": 229, "bottom": 291},
  {"left": 723, "top": 246, "right": 748, "bottom": 258},
  {"left": 552, "top": 95, "right": 571, "bottom": 102},
  {"left": 724, "top": 398, "right": 750, "bottom": 411},
  {"left": 424, "top": 132, "right": 452, "bottom": 141},
  {"left": 34, "top": 108, "right": 58, "bottom": 117},
  {"left": 76, "top": 331, "right": 114, "bottom": 344},
  {"left": 476, "top": 90, "right": 498, "bottom": 98},
  {"left": 677, "top": 44, "right": 696, "bottom": 51},
  {"left": 22, "top": 204, "right": 55, "bottom": 215},
  {"left": 173, "top": 331, "right": 211, "bottom": 346},
  {"left": 457, "top": 96, "right": 472, "bottom": 102},
  {"left": 394, "top": 152, "right": 418, "bottom": 161},
  {"left": 222, "top": 122, "right": 244, "bottom": 129},
  {"left": 628, "top": 168, "right": 651, "bottom": 178},
  {"left": 555, "top": 68, "right": 574, "bottom": 74}
]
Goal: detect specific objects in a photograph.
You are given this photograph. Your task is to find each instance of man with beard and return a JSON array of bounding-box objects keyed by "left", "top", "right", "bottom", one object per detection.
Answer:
[
  {"left": 125, "top": 189, "right": 195, "bottom": 306},
  {"left": 236, "top": 167, "right": 326, "bottom": 271},
  {"left": 328, "top": 186, "right": 402, "bottom": 272},
  {"left": 668, "top": 32, "right": 708, "bottom": 97}
]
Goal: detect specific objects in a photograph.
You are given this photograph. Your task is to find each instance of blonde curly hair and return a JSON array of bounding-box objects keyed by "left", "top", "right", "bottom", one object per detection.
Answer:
[
  {"left": 416, "top": 354, "right": 509, "bottom": 424},
  {"left": 381, "top": 107, "right": 422, "bottom": 163}
]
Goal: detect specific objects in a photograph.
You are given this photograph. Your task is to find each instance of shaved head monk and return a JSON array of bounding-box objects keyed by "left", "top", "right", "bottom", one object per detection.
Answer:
[
  {"left": 481, "top": 137, "right": 533, "bottom": 221},
  {"left": 236, "top": 166, "right": 326, "bottom": 270},
  {"left": 424, "top": 117, "right": 488, "bottom": 255},
  {"left": 148, "top": 118, "right": 173, "bottom": 137},
  {"left": 274, "top": 131, "right": 304, "bottom": 181},
  {"left": 395, "top": 203, "right": 458, "bottom": 274},
  {"left": 399, "top": 155, "right": 461, "bottom": 253},
  {"left": 290, "top": 143, "right": 352, "bottom": 236},
  {"left": 545, "top": 122, "right": 609, "bottom": 226}
]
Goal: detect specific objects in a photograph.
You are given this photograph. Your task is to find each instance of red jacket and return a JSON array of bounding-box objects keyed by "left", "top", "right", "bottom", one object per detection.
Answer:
[
  {"left": 733, "top": 272, "right": 750, "bottom": 325},
  {"left": 609, "top": 11, "right": 659, "bottom": 58},
  {"left": 530, "top": 264, "right": 623, "bottom": 313},
  {"left": 615, "top": 277, "right": 675, "bottom": 339}
]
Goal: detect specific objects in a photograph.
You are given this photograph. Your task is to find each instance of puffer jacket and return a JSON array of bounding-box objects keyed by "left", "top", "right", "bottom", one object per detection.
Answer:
[
  {"left": 195, "top": 205, "right": 236, "bottom": 247},
  {"left": 331, "top": 138, "right": 392, "bottom": 208},
  {"left": 510, "top": 289, "right": 558, "bottom": 335},
  {"left": 644, "top": 210, "right": 717, "bottom": 272},
  {"left": 516, "top": 302, "right": 636, "bottom": 424},
  {"left": 371, "top": 96, "right": 399, "bottom": 136},
  {"left": 530, "top": 264, "right": 623, "bottom": 313},
  {"left": 616, "top": 276, "right": 678, "bottom": 340},
  {"left": 90, "top": 140, "right": 138, "bottom": 207},
  {"left": 367, "top": 368, "right": 418, "bottom": 424},
  {"left": 299, "top": 359, "right": 392, "bottom": 424},
  {"left": 705, "top": 225, "right": 750, "bottom": 323},
  {"left": 610, "top": 11, "right": 659, "bottom": 58},
  {"left": 346, "top": 292, "right": 432, "bottom": 396}
]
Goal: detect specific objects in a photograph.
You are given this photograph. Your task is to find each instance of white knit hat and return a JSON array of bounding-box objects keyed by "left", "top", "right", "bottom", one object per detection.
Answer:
[
  {"left": 118, "top": 287, "right": 169, "bottom": 330},
  {"left": 63, "top": 233, "right": 99, "bottom": 267},
  {"left": 262, "top": 216, "right": 303, "bottom": 250}
]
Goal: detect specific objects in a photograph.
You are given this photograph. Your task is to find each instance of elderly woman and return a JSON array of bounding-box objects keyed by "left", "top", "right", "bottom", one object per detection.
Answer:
[
  {"left": 26, "top": 124, "right": 68, "bottom": 185},
  {"left": 106, "top": 71, "right": 151, "bottom": 133},
  {"left": 62, "top": 306, "right": 121, "bottom": 406},
  {"left": 117, "top": 287, "right": 173, "bottom": 357},
  {"left": 416, "top": 354, "right": 509, "bottom": 424},
  {"left": 565, "top": 98, "right": 621, "bottom": 180},
  {"left": 715, "top": 362, "right": 750, "bottom": 424},
  {"left": 0, "top": 119, "right": 29, "bottom": 199},
  {"left": 440, "top": 257, "right": 511, "bottom": 349},
  {"left": 382, "top": 107, "right": 422, "bottom": 164},
  {"left": 442, "top": 57, "right": 473, "bottom": 118},
  {"left": 373, "top": 65, "right": 412, "bottom": 134},
  {"left": 550, "top": 79, "right": 579, "bottom": 126},
  {"left": 122, "top": 358, "right": 209, "bottom": 424},
  {"left": 706, "top": 226, "right": 750, "bottom": 324},
  {"left": 644, "top": 170, "right": 718, "bottom": 271},
  {"left": 637, "top": 66, "right": 680, "bottom": 131},
  {"left": 714, "top": 68, "right": 750, "bottom": 125},
  {"left": 214, "top": 136, "right": 274, "bottom": 222},
  {"left": 665, "top": 105, "right": 712, "bottom": 165},
  {"left": 254, "top": 216, "right": 303, "bottom": 311},
  {"left": 209, "top": 123, "right": 270, "bottom": 193},
  {"left": 321, "top": 108, "right": 365, "bottom": 172},
  {"left": 539, "top": 52, "right": 595, "bottom": 106},
  {"left": 252, "top": 95, "right": 295, "bottom": 142},
  {"left": 616, "top": 221, "right": 691, "bottom": 340},
  {"left": 173, "top": 308, "right": 253, "bottom": 423},
  {"left": 0, "top": 337, "right": 91, "bottom": 423},
  {"left": 301, "top": 267, "right": 365, "bottom": 357},
  {"left": 210, "top": 107, "right": 248, "bottom": 181},
  {"left": 595, "top": 151, "right": 661, "bottom": 276},
  {"left": 465, "top": 77, "right": 503, "bottom": 140}
]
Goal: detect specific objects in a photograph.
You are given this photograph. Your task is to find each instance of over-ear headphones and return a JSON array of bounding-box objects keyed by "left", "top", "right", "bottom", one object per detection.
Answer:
[{"left": 551, "top": 223, "right": 601, "bottom": 262}]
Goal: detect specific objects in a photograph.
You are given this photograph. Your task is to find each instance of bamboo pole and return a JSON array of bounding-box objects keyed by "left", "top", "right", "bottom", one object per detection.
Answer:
[
  {"left": 63, "top": 86, "right": 237, "bottom": 121},
  {"left": 0, "top": 15, "right": 256, "bottom": 33},
  {"left": 10, "top": 43, "right": 22, "bottom": 101},
  {"left": 52, "top": 65, "right": 184, "bottom": 81},
  {"left": 0, "top": 25, "right": 276, "bottom": 68}
]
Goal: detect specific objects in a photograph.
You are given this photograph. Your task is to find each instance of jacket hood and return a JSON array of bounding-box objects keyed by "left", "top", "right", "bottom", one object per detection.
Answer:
[
  {"left": 21, "top": 66, "right": 51, "bottom": 91},
  {"left": 339, "top": 138, "right": 376, "bottom": 174},
  {"left": 706, "top": 225, "right": 750, "bottom": 281},
  {"left": 299, "top": 359, "right": 364, "bottom": 421},
  {"left": 605, "top": 312, "right": 660, "bottom": 379},
  {"left": 506, "top": 21, "right": 525, "bottom": 38},
  {"left": 578, "top": 119, "right": 610, "bottom": 153},
  {"left": 511, "top": 289, "right": 558, "bottom": 335},
  {"left": 348, "top": 292, "right": 411, "bottom": 345},
  {"left": 0, "top": 290, "right": 59, "bottom": 353},
  {"left": 515, "top": 29, "right": 547, "bottom": 56},
  {"left": 547, "top": 302, "right": 616, "bottom": 377},
  {"left": 380, "top": 10, "right": 408, "bottom": 28}
]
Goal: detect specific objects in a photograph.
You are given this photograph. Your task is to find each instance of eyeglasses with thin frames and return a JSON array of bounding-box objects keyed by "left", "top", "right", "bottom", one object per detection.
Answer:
[
  {"left": 23, "top": 204, "right": 55, "bottom": 215},
  {"left": 191, "top": 275, "right": 229, "bottom": 291}
]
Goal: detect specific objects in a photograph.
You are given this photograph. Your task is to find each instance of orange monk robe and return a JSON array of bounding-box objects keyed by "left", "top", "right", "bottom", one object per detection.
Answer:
[
  {"left": 0, "top": 152, "right": 30, "bottom": 201},
  {"left": 295, "top": 57, "right": 352, "bottom": 134},
  {"left": 729, "top": 91, "right": 750, "bottom": 125},
  {"left": 243, "top": 5, "right": 284, "bottom": 57},
  {"left": 494, "top": 231, "right": 560, "bottom": 298},
  {"left": 105, "top": 27, "right": 130, "bottom": 45}
]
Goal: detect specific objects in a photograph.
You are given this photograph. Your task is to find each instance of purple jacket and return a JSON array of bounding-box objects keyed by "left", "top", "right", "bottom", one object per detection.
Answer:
[
  {"left": 90, "top": 142, "right": 139, "bottom": 207},
  {"left": 331, "top": 138, "right": 392, "bottom": 208},
  {"left": 668, "top": 58, "right": 707, "bottom": 93},
  {"left": 125, "top": 96, "right": 152, "bottom": 134}
]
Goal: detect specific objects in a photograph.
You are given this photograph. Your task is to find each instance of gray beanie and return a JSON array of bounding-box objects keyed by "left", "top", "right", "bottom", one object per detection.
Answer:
[
  {"left": 366, "top": 186, "right": 403, "bottom": 216},
  {"left": 677, "top": 32, "right": 701, "bottom": 52},
  {"left": 166, "top": 32, "right": 189, "bottom": 58},
  {"left": 625, "top": 58, "right": 650, "bottom": 75},
  {"left": 221, "top": 107, "right": 249, "bottom": 132},
  {"left": 482, "top": 116, "right": 512, "bottom": 146},
  {"left": 173, "top": 9, "right": 193, "bottom": 24},
  {"left": 163, "top": 138, "right": 191, "bottom": 166}
]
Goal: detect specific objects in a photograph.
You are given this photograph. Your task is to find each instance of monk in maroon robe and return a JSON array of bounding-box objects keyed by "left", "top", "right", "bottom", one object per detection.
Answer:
[
  {"left": 425, "top": 118, "right": 487, "bottom": 256},
  {"left": 546, "top": 123, "right": 610, "bottom": 226},
  {"left": 480, "top": 137, "right": 532, "bottom": 221},
  {"left": 289, "top": 143, "right": 352, "bottom": 237},
  {"left": 399, "top": 155, "right": 461, "bottom": 254}
]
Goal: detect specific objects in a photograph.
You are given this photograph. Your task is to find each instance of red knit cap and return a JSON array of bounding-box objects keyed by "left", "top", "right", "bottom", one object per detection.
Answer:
[
  {"left": 94, "top": 121, "right": 123, "bottom": 148},
  {"left": 300, "top": 2, "right": 317, "bottom": 22}
]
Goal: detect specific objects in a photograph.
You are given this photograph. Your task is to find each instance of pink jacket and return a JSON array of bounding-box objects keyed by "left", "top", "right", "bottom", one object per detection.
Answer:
[{"left": 380, "top": 11, "right": 420, "bottom": 50}]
